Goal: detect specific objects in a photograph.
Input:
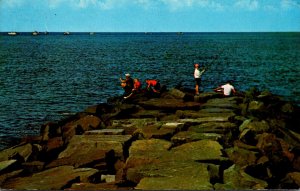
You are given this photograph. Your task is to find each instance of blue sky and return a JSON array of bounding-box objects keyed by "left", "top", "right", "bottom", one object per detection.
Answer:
[{"left": 0, "top": 0, "right": 299, "bottom": 32}]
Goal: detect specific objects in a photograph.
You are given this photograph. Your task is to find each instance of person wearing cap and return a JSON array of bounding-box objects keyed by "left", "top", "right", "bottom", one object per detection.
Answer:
[
  {"left": 120, "top": 73, "right": 134, "bottom": 97},
  {"left": 194, "top": 63, "right": 206, "bottom": 95},
  {"left": 214, "top": 81, "right": 236, "bottom": 96}
]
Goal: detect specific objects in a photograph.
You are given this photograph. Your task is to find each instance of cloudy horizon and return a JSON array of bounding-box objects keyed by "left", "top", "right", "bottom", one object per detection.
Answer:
[{"left": 0, "top": 0, "right": 299, "bottom": 32}]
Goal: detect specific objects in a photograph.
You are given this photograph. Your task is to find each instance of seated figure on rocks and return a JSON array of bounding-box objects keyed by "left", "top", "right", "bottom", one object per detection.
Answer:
[
  {"left": 214, "top": 81, "right": 236, "bottom": 96},
  {"left": 124, "top": 78, "right": 142, "bottom": 99}
]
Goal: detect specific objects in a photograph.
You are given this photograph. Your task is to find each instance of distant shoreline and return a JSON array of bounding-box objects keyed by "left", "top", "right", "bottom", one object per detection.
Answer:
[{"left": 1, "top": 31, "right": 300, "bottom": 36}]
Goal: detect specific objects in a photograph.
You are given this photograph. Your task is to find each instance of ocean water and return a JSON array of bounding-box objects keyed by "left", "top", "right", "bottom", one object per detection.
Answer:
[{"left": 0, "top": 32, "right": 299, "bottom": 150}]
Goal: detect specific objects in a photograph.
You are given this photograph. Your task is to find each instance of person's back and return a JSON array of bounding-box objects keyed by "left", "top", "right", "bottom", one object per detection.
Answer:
[
  {"left": 221, "top": 83, "right": 235, "bottom": 96},
  {"left": 146, "top": 79, "right": 160, "bottom": 93}
]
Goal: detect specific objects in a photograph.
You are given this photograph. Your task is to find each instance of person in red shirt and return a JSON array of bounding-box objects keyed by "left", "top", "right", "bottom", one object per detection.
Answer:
[
  {"left": 124, "top": 78, "right": 142, "bottom": 99},
  {"left": 145, "top": 79, "right": 161, "bottom": 93}
]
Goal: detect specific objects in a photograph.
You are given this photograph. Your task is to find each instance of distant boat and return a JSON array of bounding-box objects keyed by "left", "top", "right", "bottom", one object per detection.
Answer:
[
  {"left": 177, "top": 32, "right": 184, "bottom": 35},
  {"left": 44, "top": 31, "right": 49, "bottom": 35},
  {"left": 89, "top": 32, "right": 95, "bottom": 35},
  {"left": 32, "top": 31, "right": 39, "bottom": 36},
  {"left": 8, "top": 32, "right": 18, "bottom": 36},
  {"left": 63, "top": 32, "right": 70, "bottom": 35}
]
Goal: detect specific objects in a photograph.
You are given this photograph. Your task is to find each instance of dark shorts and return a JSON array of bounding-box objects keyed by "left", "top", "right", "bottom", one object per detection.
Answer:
[{"left": 195, "top": 78, "right": 201, "bottom": 85}]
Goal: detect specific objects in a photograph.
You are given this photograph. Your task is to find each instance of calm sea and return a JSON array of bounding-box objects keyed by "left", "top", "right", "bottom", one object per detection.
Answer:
[{"left": 0, "top": 32, "right": 299, "bottom": 150}]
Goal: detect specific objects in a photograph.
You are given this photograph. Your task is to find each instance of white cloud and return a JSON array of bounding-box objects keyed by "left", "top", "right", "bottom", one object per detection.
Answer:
[
  {"left": 161, "top": 0, "right": 224, "bottom": 11},
  {"left": 281, "top": 0, "right": 300, "bottom": 9},
  {"left": 3, "top": 0, "right": 298, "bottom": 12},
  {"left": 234, "top": 0, "right": 259, "bottom": 11},
  {"left": 0, "top": 0, "right": 25, "bottom": 8},
  {"left": 48, "top": 0, "right": 68, "bottom": 9}
]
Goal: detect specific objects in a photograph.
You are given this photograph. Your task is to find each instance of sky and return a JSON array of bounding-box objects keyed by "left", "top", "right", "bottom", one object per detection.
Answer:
[{"left": 0, "top": 0, "right": 299, "bottom": 32}]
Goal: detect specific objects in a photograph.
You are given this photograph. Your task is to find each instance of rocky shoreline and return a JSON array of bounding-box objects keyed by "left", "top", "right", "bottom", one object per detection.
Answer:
[{"left": 0, "top": 86, "right": 299, "bottom": 190}]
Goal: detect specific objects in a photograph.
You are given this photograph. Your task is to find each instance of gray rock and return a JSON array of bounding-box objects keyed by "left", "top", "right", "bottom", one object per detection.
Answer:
[
  {"left": 214, "top": 165, "right": 268, "bottom": 190},
  {"left": 194, "top": 92, "right": 223, "bottom": 102},
  {"left": 225, "top": 147, "right": 258, "bottom": 167},
  {"left": 58, "top": 135, "right": 132, "bottom": 160},
  {"left": 171, "top": 131, "right": 222, "bottom": 145},
  {"left": 0, "top": 143, "right": 32, "bottom": 162},
  {"left": 133, "top": 123, "right": 176, "bottom": 140},
  {"left": 167, "top": 88, "right": 186, "bottom": 99},
  {"left": 0, "top": 160, "right": 18, "bottom": 174},
  {"left": 239, "top": 120, "right": 270, "bottom": 140},
  {"left": 200, "top": 97, "right": 241, "bottom": 110},
  {"left": 139, "top": 98, "right": 201, "bottom": 110},
  {"left": 133, "top": 161, "right": 212, "bottom": 190},
  {"left": 280, "top": 172, "right": 300, "bottom": 188},
  {"left": 46, "top": 149, "right": 107, "bottom": 169},
  {"left": 84, "top": 129, "right": 124, "bottom": 135},
  {"left": 179, "top": 116, "right": 231, "bottom": 124},
  {"left": 22, "top": 161, "right": 45, "bottom": 174},
  {"left": 62, "top": 115, "right": 102, "bottom": 143},
  {"left": 176, "top": 109, "right": 236, "bottom": 119},
  {"left": 189, "top": 122, "right": 237, "bottom": 133},
  {"left": 170, "top": 140, "right": 224, "bottom": 161},
  {"left": 2, "top": 166, "right": 98, "bottom": 190},
  {"left": 0, "top": 169, "right": 23, "bottom": 185},
  {"left": 101, "top": 174, "right": 115, "bottom": 183},
  {"left": 125, "top": 139, "right": 172, "bottom": 169}
]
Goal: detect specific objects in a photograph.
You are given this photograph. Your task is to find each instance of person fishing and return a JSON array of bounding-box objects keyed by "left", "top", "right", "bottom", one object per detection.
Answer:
[
  {"left": 214, "top": 80, "right": 236, "bottom": 96},
  {"left": 193, "top": 63, "right": 206, "bottom": 95},
  {"left": 124, "top": 78, "right": 142, "bottom": 99},
  {"left": 145, "top": 79, "right": 161, "bottom": 93},
  {"left": 120, "top": 73, "right": 134, "bottom": 97}
]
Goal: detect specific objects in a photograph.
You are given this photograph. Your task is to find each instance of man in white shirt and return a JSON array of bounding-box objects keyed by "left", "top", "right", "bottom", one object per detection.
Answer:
[
  {"left": 194, "top": 63, "right": 206, "bottom": 95},
  {"left": 214, "top": 81, "right": 236, "bottom": 96}
]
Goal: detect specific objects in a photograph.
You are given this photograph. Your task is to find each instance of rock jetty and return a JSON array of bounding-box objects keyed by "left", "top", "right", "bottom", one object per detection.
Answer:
[{"left": 0, "top": 86, "right": 299, "bottom": 190}]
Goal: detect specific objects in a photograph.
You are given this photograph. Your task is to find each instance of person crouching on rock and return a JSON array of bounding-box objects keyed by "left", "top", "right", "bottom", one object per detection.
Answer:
[
  {"left": 124, "top": 78, "right": 142, "bottom": 99},
  {"left": 145, "top": 79, "right": 161, "bottom": 94},
  {"left": 214, "top": 80, "right": 236, "bottom": 96},
  {"left": 120, "top": 73, "right": 134, "bottom": 97}
]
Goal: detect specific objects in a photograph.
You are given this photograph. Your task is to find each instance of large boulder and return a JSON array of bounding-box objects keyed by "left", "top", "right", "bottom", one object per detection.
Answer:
[
  {"left": 0, "top": 169, "right": 23, "bottom": 186},
  {"left": 58, "top": 135, "right": 132, "bottom": 160},
  {"left": 2, "top": 166, "right": 98, "bottom": 190},
  {"left": 200, "top": 97, "right": 241, "bottom": 110},
  {"left": 109, "top": 118, "right": 158, "bottom": 135},
  {"left": 179, "top": 116, "right": 231, "bottom": 125},
  {"left": 46, "top": 150, "right": 107, "bottom": 169},
  {"left": 225, "top": 147, "right": 258, "bottom": 167},
  {"left": 170, "top": 140, "right": 224, "bottom": 161},
  {"left": 84, "top": 129, "right": 125, "bottom": 135},
  {"left": 40, "top": 122, "right": 61, "bottom": 141},
  {"left": 0, "top": 160, "right": 18, "bottom": 174},
  {"left": 188, "top": 122, "right": 237, "bottom": 133},
  {"left": 194, "top": 92, "right": 223, "bottom": 102},
  {"left": 133, "top": 122, "right": 185, "bottom": 140},
  {"left": 279, "top": 172, "right": 300, "bottom": 189},
  {"left": 171, "top": 131, "right": 222, "bottom": 145},
  {"left": 62, "top": 115, "right": 102, "bottom": 143},
  {"left": 138, "top": 98, "right": 201, "bottom": 111},
  {"left": 125, "top": 139, "right": 172, "bottom": 169},
  {"left": 0, "top": 143, "right": 33, "bottom": 163},
  {"left": 176, "top": 110, "right": 236, "bottom": 119},
  {"left": 132, "top": 161, "right": 212, "bottom": 190},
  {"left": 214, "top": 165, "right": 268, "bottom": 190},
  {"left": 69, "top": 182, "right": 121, "bottom": 190}
]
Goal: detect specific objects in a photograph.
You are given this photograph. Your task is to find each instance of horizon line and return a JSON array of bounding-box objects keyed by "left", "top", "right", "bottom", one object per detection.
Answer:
[{"left": 1, "top": 31, "right": 300, "bottom": 33}]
